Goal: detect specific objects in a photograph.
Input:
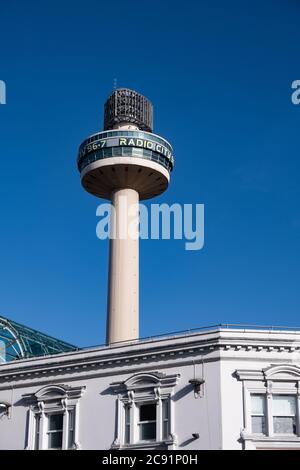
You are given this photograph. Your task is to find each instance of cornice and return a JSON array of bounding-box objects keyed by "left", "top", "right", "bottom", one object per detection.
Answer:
[{"left": 0, "top": 329, "right": 300, "bottom": 385}]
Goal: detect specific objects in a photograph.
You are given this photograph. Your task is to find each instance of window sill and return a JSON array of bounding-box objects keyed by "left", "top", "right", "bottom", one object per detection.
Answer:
[
  {"left": 112, "top": 438, "right": 176, "bottom": 450},
  {"left": 241, "top": 431, "right": 300, "bottom": 442}
]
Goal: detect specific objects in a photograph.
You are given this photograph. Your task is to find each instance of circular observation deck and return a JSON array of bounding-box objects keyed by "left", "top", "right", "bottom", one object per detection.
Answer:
[{"left": 77, "top": 129, "right": 174, "bottom": 200}]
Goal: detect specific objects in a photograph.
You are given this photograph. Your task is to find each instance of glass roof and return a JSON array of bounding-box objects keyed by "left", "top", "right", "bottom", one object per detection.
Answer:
[{"left": 0, "top": 315, "right": 78, "bottom": 362}]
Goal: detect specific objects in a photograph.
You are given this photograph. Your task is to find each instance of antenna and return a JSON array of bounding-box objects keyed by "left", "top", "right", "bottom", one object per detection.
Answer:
[{"left": 113, "top": 78, "right": 117, "bottom": 91}]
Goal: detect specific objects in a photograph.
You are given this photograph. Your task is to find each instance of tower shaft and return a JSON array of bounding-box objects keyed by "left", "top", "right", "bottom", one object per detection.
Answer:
[{"left": 106, "top": 188, "right": 139, "bottom": 344}]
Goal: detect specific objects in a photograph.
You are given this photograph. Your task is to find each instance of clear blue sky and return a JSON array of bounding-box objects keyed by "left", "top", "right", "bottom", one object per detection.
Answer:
[{"left": 1, "top": 0, "right": 300, "bottom": 347}]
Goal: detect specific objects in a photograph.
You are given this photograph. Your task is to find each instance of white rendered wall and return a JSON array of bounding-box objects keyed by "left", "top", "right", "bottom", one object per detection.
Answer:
[{"left": 0, "top": 362, "right": 223, "bottom": 450}]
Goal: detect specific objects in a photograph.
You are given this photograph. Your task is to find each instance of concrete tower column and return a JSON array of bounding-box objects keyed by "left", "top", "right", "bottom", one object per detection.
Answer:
[{"left": 106, "top": 188, "right": 139, "bottom": 344}]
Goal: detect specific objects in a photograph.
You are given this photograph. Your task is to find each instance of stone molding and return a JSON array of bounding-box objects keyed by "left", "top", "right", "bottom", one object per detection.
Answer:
[{"left": 1, "top": 329, "right": 300, "bottom": 385}]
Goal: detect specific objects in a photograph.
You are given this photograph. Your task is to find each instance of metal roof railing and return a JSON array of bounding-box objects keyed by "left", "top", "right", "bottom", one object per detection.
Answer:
[{"left": 79, "top": 322, "right": 300, "bottom": 352}]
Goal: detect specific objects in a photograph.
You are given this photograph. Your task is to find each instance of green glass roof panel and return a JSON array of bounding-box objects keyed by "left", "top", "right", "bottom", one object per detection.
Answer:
[{"left": 0, "top": 315, "right": 78, "bottom": 362}]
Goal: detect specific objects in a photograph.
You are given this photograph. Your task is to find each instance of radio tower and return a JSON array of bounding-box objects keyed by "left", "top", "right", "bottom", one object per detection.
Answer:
[{"left": 77, "top": 88, "right": 174, "bottom": 344}]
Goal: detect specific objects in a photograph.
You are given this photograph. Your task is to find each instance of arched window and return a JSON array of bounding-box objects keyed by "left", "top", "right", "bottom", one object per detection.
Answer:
[
  {"left": 236, "top": 364, "right": 300, "bottom": 449},
  {"left": 23, "top": 384, "right": 85, "bottom": 450},
  {"left": 110, "top": 372, "right": 179, "bottom": 450}
]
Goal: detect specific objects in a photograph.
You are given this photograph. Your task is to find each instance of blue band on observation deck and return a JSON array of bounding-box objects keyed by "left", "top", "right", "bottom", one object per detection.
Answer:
[{"left": 77, "top": 130, "right": 174, "bottom": 172}]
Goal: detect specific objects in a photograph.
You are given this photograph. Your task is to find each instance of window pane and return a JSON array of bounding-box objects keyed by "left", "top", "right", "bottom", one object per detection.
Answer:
[
  {"left": 273, "top": 396, "right": 296, "bottom": 416},
  {"left": 125, "top": 405, "right": 130, "bottom": 424},
  {"left": 68, "top": 430, "right": 74, "bottom": 449},
  {"left": 140, "top": 404, "right": 156, "bottom": 422},
  {"left": 163, "top": 420, "right": 169, "bottom": 440},
  {"left": 112, "top": 147, "right": 122, "bottom": 156},
  {"left": 162, "top": 400, "right": 169, "bottom": 420},
  {"left": 68, "top": 410, "right": 74, "bottom": 430},
  {"left": 124, "top": 405, "right": 130, "bottom": 444},
  {"left": 48, "top": 431, "right": 63, "bottom": 449},
  {"left": 68, "top": 410, "right": 75, "bottom": 449},
  {"left": 251, "top": 416, "right": 266, "bottom": 434},
  {"left": 251, "top": 395, "right": 265, "bottom": 414},
  {"left": 125, "top": 424, "right": 130, "bottom": 444},
  {"left": 48, "top": 414, "right": 63, "bottom": 431},
  {"left": 274, "top": 416, "right": 296, "bottom": 434},
  {"left": 140, "top": 422, "right": 156, "bottom": 441},
  {"left": 34, "top": 415, "right": 40, "bottom": 450}
]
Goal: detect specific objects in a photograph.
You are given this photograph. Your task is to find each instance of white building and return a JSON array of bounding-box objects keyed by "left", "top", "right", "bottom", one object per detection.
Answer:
[{"left": 1, "top": 323, "right": 300, "bottom": 450}]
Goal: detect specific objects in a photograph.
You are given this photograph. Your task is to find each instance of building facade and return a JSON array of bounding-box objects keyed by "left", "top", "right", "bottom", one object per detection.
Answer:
[{"left": 1, "top": 326, "right": 300, "bottom": 450}]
